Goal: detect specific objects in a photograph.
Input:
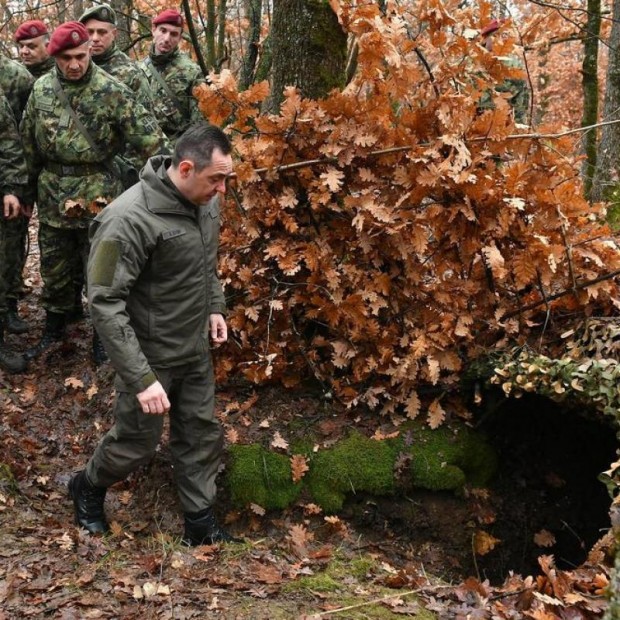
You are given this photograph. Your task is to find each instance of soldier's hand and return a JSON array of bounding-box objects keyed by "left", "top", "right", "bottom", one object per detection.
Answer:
[
  {"left": 3, "top": 194, "right": 21, "bottom": 219},
  {"left": 209, "top": 313, "right": 228, "bottom": 344},
  {"left": 137, "top": 381, "right": 170, "bottom": 415}
]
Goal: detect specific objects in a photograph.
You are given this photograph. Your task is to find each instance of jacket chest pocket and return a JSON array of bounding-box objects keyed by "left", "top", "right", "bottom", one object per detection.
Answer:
[{"left": 152, "top": 228, "right": 201, "bottom": 279}]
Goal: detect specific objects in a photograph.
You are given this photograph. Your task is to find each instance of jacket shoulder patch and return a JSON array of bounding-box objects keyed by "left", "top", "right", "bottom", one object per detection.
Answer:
[{"left": 90, "top": 239, "right": 121, "bottom": 287}]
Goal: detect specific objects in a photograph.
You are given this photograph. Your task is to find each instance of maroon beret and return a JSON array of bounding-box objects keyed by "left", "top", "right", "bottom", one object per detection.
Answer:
[
  {"left": 14, "top": 19, "right": 48, "bottom": 42},
  {"left": 152, "top": 9, "right": 184, "bottom": 28},
  {"left": 481, "top": 19, "right": 504, "bottom": 37},
  {"left": 47, "top": 21, "right": 90, "bottom": 56}
]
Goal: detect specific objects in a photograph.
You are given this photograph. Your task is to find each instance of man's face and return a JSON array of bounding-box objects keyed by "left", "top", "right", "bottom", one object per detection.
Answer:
[
  {"left": 152, "top": 24, "right": 183, "bottom": 55},
  {"left": 55, "top": 41, "right": 91, "bottom": 80},
  {"left": 182, "top": 148, "right": 234, "bottom": 205},
  {"left": 84, "top": 19, "right": 117, "bottom": 56},
  {"left": 18, "top": 35, "right": 49, "bottom": 66}
]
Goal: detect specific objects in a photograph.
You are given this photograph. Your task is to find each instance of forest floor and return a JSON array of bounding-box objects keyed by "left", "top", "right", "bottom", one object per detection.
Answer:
[{"left": 0, "top": 229, "right": 616, "bottom": 619}]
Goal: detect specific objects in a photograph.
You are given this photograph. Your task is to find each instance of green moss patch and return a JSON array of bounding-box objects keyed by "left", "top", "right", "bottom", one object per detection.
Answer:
[{"left": 226, "top": 422, "right": 497, "bottom": 512}]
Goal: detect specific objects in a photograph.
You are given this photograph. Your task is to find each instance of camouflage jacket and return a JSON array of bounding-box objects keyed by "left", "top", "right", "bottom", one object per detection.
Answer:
[
  {"left": 478, "top": 54, "right": 530, "bottom": 124},
  {"left": 20, "top": 62, "right": 169, "bottom": 229},
  {"left": 93, "top": 44, "right": 153, "bottom": 109},
  {"left": 0, "top": 55, "right": 34, "bottom": 123},
  {"left": 140, "top": 46, "right": 204, "bottom": 139},
  {"left": 88, "top": 156, "right": 226, "bottom": 391},
  {"left": 0, "top": 90, "right": 28, "bottom": 200},
  {"left": 26, "top": 55, "right": 56, "bottom": 79}
]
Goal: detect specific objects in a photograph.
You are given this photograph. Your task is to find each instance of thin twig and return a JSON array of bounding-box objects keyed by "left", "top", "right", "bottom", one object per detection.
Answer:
[
  {"left": 504, "top": 267, "right": 620, "bottom": 319},
  {"left": 252, "top": 119, "right": 620, "bottom": 175},
  {"left": 310, "top": 587, "right": 451, "bottom": 617}
]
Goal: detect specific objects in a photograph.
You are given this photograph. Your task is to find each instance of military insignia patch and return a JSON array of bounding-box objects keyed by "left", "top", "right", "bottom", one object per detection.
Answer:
[
  {"left": 29, "top": 26, "right": 38, "bottom": 36},
  {"left": 71, "top": 31, "right": 80, "bottom": 42}
]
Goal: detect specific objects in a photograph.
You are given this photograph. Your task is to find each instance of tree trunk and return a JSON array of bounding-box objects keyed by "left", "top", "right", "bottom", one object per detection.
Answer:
[
  {"left": 267, "top": 0, "right": 347, "bottom": 112},
  {"left": 111, "top": 0, "right": 133, "bottom": 53},
  {"left": 581, "top": 0, "right": 601, "bottom": 199},
  {"left": 591, "top": 0, "right": 620, "bottom": 202},
  {"left": 239, "top": 0, "right": 262, "bottom": 90}
]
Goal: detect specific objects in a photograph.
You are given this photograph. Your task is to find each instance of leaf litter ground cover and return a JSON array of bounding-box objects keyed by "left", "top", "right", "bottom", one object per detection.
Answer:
[{"left": 0, "top": 239, "right": 615, "bottom": 619}]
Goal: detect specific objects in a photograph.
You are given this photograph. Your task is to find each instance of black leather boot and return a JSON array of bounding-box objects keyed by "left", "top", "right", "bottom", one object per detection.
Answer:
[
  {"left": 92, "top": 330, "right": 108, "bottom": 366},
  {"left": 183, "top": 507, "right": 241, "bottom": 546},
  {"left": 24, "top": 311, "right": 65, "bottom": 361},
  {"left": 68, "top": 470, "right": 109, "bottom": 534},
  {"left": 6, "top": 298, "right": 28, "bottom": 334},
  {"left": 0, "top": 319, "right": 27, "bottom": 374}
]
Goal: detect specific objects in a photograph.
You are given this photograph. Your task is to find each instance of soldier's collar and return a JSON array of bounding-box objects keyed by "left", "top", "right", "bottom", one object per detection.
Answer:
[{"left": 92, "top": 43, "right": 117, "bottom": 65}]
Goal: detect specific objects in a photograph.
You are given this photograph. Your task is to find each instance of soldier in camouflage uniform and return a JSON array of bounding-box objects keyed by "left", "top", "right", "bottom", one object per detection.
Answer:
[
  {"left": 0, "top": 54, "right": 35, "bottom": 336},
  {"left": 20, "top": 21, "right": 169, "bottom": 365},
  {"left": 15, "top": 20, "right": 55, "bottom": 79},
  {"left": 0, "top": 89, "right": 30, "bottom": 374},
  {"left": 79, "top": 4, "right": 152, "bottom": 109},
  {"left": 479, "top": 19, "right": 530, "bottom": 125},
  {"left": 141, "top": 9, "right": 205, "bottom": 139}
]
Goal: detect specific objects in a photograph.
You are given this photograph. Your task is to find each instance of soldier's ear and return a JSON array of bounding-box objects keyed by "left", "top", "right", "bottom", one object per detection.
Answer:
[{"left": 178, "top": 160, "right": 194, "bottom": 178}]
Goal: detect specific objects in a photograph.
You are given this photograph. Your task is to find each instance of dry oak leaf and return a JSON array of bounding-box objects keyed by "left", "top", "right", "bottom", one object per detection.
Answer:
[
  {"left": 320, "top": 166, "right": 345, "bottom": 192},
  {"left": 271, "top": 431, "right": 289, "bottom": 451},
  {"left": 473, "top": 530, "right": 501, "bottom": 556},
  {"left": 250, "top": 503, "right": 266, "bottom": 516},
  {"left": 534, "top": 529, "right": 556, "bottom": 548},
  {"left": 226, "top": 427, "right": 240, "bottom": 444},
  {"left": 288, "top": 523, "right": 313, "bottom": 558},
  {"left": 64, "top": 376, "right": 84, "bottom": 389},
  {"left": 290, "top": 454, "right": 309, "bottom": 483},
  {"left": 86, "top": 384, "right": 99, "bottom": 400},
  {"left": 427, "top": 399, "right": 446, "bottom": 429}
]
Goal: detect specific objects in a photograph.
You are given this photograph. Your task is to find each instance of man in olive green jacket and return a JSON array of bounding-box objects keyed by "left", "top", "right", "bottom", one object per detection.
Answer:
[{"left": 69, "top": 123, "right": 239, "bottom": 546}]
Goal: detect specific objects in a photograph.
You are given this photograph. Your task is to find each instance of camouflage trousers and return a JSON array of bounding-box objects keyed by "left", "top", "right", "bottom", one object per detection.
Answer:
[
  {"left": 0, "top": 215, "right": 8, "bottom": 316},
  {"left": 2, "top": 215, "right": 28, "bottom": 300},
  {"left": 39, "top": 223, "right": 89, "bottom": 314},
  {"left": 86, "top": 356, "right": 224, "bottom": 515}
]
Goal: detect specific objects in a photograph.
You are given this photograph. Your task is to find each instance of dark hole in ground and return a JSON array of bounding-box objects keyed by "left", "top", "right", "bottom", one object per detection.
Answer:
[
  {"left": 339, "top": 393, "right": 617, "bottom": 585},
  {"left": 476, "top": 393, "right": 617, "bottom": 582}
]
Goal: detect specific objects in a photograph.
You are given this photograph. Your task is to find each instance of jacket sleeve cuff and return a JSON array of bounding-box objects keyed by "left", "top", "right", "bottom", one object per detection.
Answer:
[
  {"left": 129, "top": 370, "right": 158, "bottom": 392},
  {"left": 209, "top": 303, "right": 227, "bottom": 317}
]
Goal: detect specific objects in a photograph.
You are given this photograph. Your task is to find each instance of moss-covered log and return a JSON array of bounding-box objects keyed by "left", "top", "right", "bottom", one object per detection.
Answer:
[{"left": 227, "top": 422, "right": 497, "bottom": 512}]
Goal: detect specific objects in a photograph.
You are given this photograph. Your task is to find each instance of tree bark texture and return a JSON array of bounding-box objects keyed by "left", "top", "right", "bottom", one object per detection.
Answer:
[
  {"left": 110, "top": 0, "right": 132, "bottom": 53},
  {"left": 581, "top": 0, "right": 601, "bottom": 199},
  {"left": 268, "top": 0, "right": 347, "bottom": 112},
  {"left": 591, "top": 0, "right": 620, "bottom": 202},
  {"left": 239, "top": 0, "right": 262, "bottom": 90}
]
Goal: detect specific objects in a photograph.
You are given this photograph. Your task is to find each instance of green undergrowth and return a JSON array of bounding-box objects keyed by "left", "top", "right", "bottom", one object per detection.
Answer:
[{"left": 226, "top": 421, "right": 497, "bottom": 512}]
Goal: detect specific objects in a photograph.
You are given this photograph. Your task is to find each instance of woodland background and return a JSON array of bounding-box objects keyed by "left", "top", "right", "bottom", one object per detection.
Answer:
[{"left": 2, "top": 0, "right": 620, "bottom": 617}]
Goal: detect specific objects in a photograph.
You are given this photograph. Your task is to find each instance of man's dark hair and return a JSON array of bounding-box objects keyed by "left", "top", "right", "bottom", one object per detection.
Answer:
[{"left": 172, "top": 123, "right": 231, "bottom": 171}]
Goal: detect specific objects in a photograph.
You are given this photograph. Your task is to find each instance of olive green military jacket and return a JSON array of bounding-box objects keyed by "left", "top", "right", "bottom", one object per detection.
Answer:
[
  {"left": 0, "top": 55, "right": 34, "bottom": 123},
  {"left": 93, "top": 44, "right": 153, "bottom": 109},
  {"left": 20, "top": 63, "right": 169, "bottom": 229},
  {"left": 0, "top": 91, "right": 27, "bottom": 199},
  {"left": 88, "top": 155, "right": 227, "bottom": 393},
  {"left": 141, "top": 46, "right": 204, "bottom": 139}
]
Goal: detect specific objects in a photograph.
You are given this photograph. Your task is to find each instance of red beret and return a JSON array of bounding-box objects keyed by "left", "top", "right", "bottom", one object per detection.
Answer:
[
  {"left": 152, "top": 9, "right": 184, "bottom": 28},
  {"left": 481, "top": 19, "right": 504, "bottom": 37},
  {"left": 14, "top": 19, "right": 48, "bottom": 42},
  {"left": 47, "top": 21, "right": 90, "bottom": 56}
]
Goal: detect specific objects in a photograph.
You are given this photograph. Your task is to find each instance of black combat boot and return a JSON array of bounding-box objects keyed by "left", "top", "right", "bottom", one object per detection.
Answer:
[
  {"left": 183, "top": 507, "right": 241, "bottom": 546},
  {"left": 24, "top": 311, "right": 65, "bottom": 360},
  {"left": 6, "top": 298, "right": 28, "bottom": 334},
  {"left": 92, "top": 330, "right": 108, "bottom": 366},
  {"left": 0, "top": 319, "right": 27, "bottom": 374},
  {"left": 68, "top": 470, "right": 109, "bottom": 534}
]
